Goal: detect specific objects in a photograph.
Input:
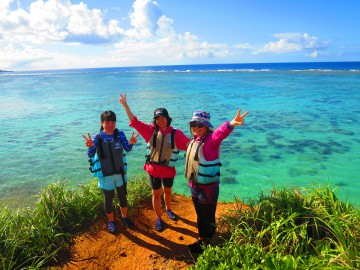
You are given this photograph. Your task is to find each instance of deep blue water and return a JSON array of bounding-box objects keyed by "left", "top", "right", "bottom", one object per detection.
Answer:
[{"left": 1, "top": 62, "right": 359, "bottom": 207}]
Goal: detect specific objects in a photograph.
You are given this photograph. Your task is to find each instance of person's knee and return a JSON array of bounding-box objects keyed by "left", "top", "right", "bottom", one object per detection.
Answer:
[{"left": 152, "top": 188, "right": 162, "bottom": 199}]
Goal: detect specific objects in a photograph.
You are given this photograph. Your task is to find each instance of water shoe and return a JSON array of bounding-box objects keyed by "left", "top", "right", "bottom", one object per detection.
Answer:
[
  {"left": 107, "top": 221, "right": 116, "bottom": 234},
  {"left": 155, "top": 218, "right": 164, "bottom": 231},
  {"left": 165, "top": 210, "right": 177, "bottom": 221}
]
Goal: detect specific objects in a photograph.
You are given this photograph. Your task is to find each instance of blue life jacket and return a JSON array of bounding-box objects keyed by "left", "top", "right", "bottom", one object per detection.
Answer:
[{"left": 88, "top": 129, "right": 127, "bottom": 178}]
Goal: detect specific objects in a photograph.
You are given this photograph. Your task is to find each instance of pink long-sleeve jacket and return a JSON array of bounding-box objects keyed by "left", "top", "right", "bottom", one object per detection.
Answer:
[
  {"left": 192, "top": 121, "right": 234, "bottom": 161},
  {"left": 130, "top": 116, "right": 190, "bottom": 178}
]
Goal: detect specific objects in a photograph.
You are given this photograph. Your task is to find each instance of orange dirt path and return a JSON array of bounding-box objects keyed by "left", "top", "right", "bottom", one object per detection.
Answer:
[{"left": 55, "top": 195, "right": 243, "bottom": 270}]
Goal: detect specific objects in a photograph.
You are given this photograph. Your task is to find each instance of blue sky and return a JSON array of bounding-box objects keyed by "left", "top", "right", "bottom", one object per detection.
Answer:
[{"left": 1, "top": 0, "right": 359, "bottom": 71}]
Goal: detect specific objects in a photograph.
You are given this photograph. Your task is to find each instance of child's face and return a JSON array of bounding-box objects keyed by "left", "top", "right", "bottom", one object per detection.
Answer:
[
  {"left": 102, "top": 120, "right": 116, "bottom": 135},
  {"left": 155, "top": 116, "right": 168, "bottom": 130},
  {"left": 190, "top": 122, "right": 207, "bottom": 137}
]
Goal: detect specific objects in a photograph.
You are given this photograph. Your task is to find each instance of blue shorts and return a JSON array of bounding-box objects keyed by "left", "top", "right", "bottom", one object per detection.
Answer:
[{"left": 98, "top": 174, "right": 127, "bottom": 190}]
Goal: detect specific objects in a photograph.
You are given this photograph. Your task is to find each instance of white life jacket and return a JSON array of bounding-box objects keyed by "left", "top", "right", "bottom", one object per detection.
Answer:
[
  {"left": 184, "top": 136, "right": 221, "bottom": 184},
  {"left": 146, "top": 129, "right": 179, "bottom": 167}
]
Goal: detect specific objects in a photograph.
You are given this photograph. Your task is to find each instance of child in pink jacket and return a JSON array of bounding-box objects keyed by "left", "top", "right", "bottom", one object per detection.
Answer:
[
  {"left": 185, "top": 109, "right": 249, "bottom": 254},
  {"left": 120, "top": 94, "right": 190, "bottom": 232}
]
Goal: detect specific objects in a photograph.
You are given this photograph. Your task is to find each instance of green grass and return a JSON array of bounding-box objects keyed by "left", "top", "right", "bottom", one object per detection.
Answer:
[
  {"left": 191, "top": 185, "right": 360, "bottom": 270},
  {"left": 1, "top": 180, "right": 359, "bottom": 270},
  {"left": 0, "top": 175, "right": 151, "bottom": 270}
]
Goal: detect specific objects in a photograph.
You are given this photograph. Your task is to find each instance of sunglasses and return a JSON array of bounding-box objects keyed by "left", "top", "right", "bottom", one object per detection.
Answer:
[{"left": 190, "top": 122, "right": 205, "bottom": 128}]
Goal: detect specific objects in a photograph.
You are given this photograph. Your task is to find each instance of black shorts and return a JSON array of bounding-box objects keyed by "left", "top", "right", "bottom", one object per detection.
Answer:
[{"left": 149, "top": 175, "right": 174, "bottom": 190}]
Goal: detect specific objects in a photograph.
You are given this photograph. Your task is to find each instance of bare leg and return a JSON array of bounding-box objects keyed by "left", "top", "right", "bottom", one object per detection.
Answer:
[
  {"left": 120, "top": 206, "right": 128, "bottom": 218},
  {"left": 164, "top": 186, "right": 172, "bottom": 211},
  {"left": 152, "top": 188, "right": 163, "bottom": 219}
]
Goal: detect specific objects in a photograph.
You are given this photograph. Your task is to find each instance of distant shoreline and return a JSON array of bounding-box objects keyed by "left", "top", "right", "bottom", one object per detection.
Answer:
[
  {"left": 5, "top": 61, "right": 360, "bottom": 73},
  {"left": 0, "top": 70, "right": 13, "bottom": 73}
]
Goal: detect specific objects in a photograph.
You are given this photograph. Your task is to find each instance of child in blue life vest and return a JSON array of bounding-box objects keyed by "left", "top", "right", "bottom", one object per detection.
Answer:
[
  {"left": 185, "top": 109, "right": 249, "bottom": 254},
  {"left": 82, "top": 110, "right": 139, "bottom": 234}
]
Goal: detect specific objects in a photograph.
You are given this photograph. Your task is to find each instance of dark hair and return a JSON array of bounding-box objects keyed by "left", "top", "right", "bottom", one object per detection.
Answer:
[{"left": 100, "top": 110, "right": 116, "bottom": 131}]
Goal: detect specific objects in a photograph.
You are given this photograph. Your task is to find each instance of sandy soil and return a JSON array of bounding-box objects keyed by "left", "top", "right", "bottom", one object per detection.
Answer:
[{"left": 54, "top": 194, "right": 242, "bottom": 270}]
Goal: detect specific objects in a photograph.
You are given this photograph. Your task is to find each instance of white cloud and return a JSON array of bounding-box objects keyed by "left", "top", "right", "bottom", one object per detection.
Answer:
[
  {"left": 0, "top": 0, "right": 125, "bottom": 44},
  {"left": 107, "top": 31, "right": 230, "bottom": 66},
  {"left": 0, "top": 42, "right": 61, "bottom": 69},
  {"left": 156, "top": 15, "right": 175, "bottom": 38},
  {"left": 310, "top": 51, "right": 319, "bottom": 57},
  {"left": 129, "top": 0, "right": 162, "bottom": 39},
  {"left": 0, "top": 0, "right": 334, "bottom": 71},
  {"left": 67, "top": 2, "right": 125, "bottom": 39},
  {"left": 0, "top": 0, "right": 13, "bottom": 13},
  {"left": 0, "top": 0, "right": 236, "bottom": 70},
  {"left": 234, "top": 43, "right": 252, "bottom": 50},
  {"left": 254, "top": 33, "right": 329, "bottom": 56}
]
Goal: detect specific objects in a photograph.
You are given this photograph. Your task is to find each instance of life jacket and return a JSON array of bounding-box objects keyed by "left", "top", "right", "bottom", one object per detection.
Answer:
[
  {"left": 89, "top": 129, "right": 127, "bottom": 179},
  {"left": 184, "top": 135, "right": 222, "bottom": 184},
  {"left": 146, "top": 129, "right": 179, "bottom": 167}
]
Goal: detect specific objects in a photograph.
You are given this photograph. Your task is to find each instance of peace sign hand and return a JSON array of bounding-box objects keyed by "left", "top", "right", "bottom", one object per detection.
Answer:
[
  {"left": 82, "top": 133, "right": 95, "bottom": 148},
  {"left": 119, "top": 93, "right": 127, "bottom": 106},
  {"left": 129, "top": 132, "right": 140, "bottom": 145},
  {"left": 230, "top": 109, "right": 249, "bottom": 127}
]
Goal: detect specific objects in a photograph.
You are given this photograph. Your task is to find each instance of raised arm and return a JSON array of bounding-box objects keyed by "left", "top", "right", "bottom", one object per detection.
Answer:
[
  {"left": 119, "top": 93, "right": 154, "bottom": 142},
  {"left": 119, "top": 93, "right": 135, "bottom": 122}
]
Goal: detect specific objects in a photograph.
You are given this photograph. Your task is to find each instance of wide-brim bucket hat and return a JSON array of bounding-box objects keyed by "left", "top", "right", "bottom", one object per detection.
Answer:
[{"left": 189, "top": 110, "right": 214, "bottom": 130}]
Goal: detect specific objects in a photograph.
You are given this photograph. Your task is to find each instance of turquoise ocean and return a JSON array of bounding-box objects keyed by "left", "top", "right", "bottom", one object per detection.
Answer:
[{"left": 1, "top": 62, "right": 359, "bottom": 208}]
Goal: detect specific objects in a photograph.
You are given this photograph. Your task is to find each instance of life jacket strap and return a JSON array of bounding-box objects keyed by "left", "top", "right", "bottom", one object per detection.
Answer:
[
  {"left": 194, "top": 134, "right": 208, "bottom": 161},
  {"left": 170, "top": 129, "right": 176, "bottom": 149}
]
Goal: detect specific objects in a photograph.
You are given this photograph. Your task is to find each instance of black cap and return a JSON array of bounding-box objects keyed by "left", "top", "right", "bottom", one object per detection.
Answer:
[{"left": 153, "top": 108, "right": 170, "bottom": 119}]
